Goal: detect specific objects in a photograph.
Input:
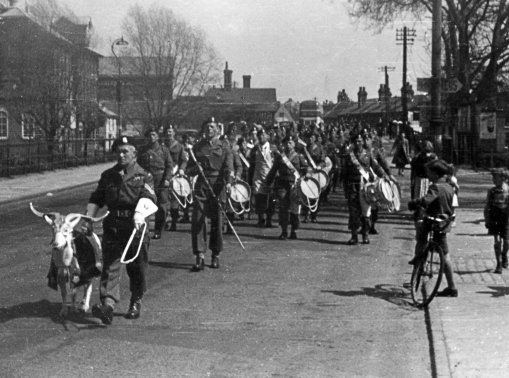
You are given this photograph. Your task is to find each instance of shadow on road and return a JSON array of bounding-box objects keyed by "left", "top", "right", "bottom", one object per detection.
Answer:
[
  {"left": 149, "top": 260, "right": 194, "bottom": 270},
  {"left": 322, "top": 284, "right": 417, "bottom": 310},
  {"left": 477, "top": 286, "right": 509, "bottom": 297}
]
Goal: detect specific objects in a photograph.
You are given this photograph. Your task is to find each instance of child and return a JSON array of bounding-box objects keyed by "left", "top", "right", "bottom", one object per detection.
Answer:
[
  {"left": 484, "top": 168, "right": 509, "bottom": 274},
  {"left": 408, "top": 159, "right": 457, "bottom": 297}
]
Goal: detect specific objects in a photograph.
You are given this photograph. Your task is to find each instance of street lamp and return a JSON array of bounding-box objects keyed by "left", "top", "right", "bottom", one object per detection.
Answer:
[{"left": 111, "top": 36, "right": 129, "bottom": 137}]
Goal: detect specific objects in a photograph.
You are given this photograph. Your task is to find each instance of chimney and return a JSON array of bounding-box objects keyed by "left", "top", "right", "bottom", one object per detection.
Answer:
[
  {"left": 362, "top": 87, "right": 367, "bottom": 104},
  {"left": 378, "top": 84, "right": 385, "bottom": 102},
  {"left": 243, "top": 75, "right": 251, "bottom": 89},
  {"left": 402, "top": 82, "right": 414, "bottom": 101},
  {"left": 357, "top": 87, "right": 363, "bottom": 108},
  {"left": 223, "top": 62, "right": 233, "bottom": 91}
]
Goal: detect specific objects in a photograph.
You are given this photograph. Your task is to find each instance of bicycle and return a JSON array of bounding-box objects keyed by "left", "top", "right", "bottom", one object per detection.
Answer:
[{"left": 410, "top": 214, "right": 455, "bottom": 308}]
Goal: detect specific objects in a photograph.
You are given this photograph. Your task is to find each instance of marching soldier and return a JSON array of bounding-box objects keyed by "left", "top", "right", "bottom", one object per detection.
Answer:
[
  {"left": 266, "top": 135, "right": 311, "bottom": 240},
  {"left": 137, "top": 128, "right": 174, "bottom": 239},
  {"left": 164, "top": 125, "right": 189, "bottom": 231},
  {"left": 301, "top": 131, "right": 327, "bottom": 223},
  {"left": 187, "top": 117, "right": 234, "bottom": 271},
  {"left": 85, "top": 136, "right": 157, "bottom": 324},
  {"left": 248, "top": 128, "right": 277, "bottom": 228}
]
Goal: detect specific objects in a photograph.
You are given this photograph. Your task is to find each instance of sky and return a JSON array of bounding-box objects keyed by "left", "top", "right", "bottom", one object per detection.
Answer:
[{"left": 58, "top": 0, "right": 433, "bottom": 103}]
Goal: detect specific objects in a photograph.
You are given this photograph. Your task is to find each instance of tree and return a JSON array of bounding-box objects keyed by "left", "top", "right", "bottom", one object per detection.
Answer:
[
  {"left": 345, "top": 0, "right": 509, "bottom": 105},
  {"left": 119, "top": 3, "right": 221, "bottom": 129}
]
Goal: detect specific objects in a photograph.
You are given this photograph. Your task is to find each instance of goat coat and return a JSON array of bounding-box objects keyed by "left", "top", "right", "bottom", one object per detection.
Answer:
[{"left": 47, "top": 231, "right": 102, "bottom": 291}]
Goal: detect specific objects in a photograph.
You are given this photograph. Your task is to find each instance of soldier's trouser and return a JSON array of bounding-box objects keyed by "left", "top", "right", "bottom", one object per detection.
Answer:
[
  {"left": 192, "top": 188, "right": 223, "bottom": 255},
  {"left": 153, "top": 173, "right": 168, "bottom": 233},
  {"left": 345, "top": 181, "right": 371, "bottom": 232},
  {"left": 276, "top": 185, "right": 300, "bottom": 231},
  {"left": 100, "top": 221, "right": 149, "bottom": 307},
  {"left": 254, "top": 192, "right": 275, "bottom": 217}
]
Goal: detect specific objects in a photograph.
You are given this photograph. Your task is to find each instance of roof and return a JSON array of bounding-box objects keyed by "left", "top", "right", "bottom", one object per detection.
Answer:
[{"left": 203, "top": 87, "right": 277, "bottom": 105}]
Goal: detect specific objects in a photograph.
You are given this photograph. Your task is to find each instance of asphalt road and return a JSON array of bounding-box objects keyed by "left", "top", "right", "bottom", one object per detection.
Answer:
[{"left": 0, "top": 179, "right": 436, "bottom": 377}]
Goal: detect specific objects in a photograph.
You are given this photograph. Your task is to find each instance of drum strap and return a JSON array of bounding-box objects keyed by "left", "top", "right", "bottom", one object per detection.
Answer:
[
  {"left": 280, "top": 153, "right": 301, "bottom": 180},
  {"left": 238, "top": 152, "right": 250, "bottom": 168},
  {"left": 349, "top": 150, "right": 370, "bottom": 181}
]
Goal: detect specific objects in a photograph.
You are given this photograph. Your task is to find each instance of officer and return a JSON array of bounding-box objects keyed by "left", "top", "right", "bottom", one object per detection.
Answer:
[
  {"left": 85, "top": 136, "right": 157, "bottom": 324},
  {"left": 187, "top": 117, "right": 234, "bottom": 271},
  {"left": 137, "top": 128, "right": 174, "bottom": 239},
  {"left": 265, "top": 135, "right": 311, "bottom": 240},
  {"left": 164, "top": 125, "right": 189, "bottom": 231}
]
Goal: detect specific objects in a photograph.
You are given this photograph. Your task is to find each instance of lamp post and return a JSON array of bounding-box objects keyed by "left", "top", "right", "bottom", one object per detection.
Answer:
[{"left": 111, "top": 36, "right": 129, "bottom": 137}]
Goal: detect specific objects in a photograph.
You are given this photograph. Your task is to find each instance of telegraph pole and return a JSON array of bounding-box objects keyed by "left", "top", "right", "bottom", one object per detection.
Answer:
[
  {"left": 430, "top": 0, "right": 443, "bottom": 155},
  {"left": 378, "top": 66, "right": 395, "bottom": 136},
  {"left": 396, "top": 27, "right": 416, "bottom": 134}
]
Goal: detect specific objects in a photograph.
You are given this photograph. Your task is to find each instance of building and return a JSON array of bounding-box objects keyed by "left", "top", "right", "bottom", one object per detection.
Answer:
[
  {"left": 0, "top": 2, "right": 103, "bottom": 145},
  {"left": 299, "top": 100, "right": 323, "bottom": 126}
]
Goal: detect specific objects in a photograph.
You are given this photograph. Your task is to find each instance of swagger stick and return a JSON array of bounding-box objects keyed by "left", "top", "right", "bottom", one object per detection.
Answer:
[{"left": 188, "top": 147, "right": 246, "bottom": 251}]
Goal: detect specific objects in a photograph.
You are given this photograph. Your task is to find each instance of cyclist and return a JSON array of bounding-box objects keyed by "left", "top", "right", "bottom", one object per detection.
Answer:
[
  {"left": 408, "top": 159, "right": 458, "bottom": 298},
  {"left": 484, "top": 168, "right": 509, "bottom": 274}
]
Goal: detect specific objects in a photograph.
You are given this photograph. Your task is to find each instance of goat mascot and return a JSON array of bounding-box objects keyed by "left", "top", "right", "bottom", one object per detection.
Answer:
[{"left": 30, "top": 203, "right": 108, "bottom": 317}]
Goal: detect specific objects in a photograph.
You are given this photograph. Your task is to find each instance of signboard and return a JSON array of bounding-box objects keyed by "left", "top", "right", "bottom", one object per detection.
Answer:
[
  {"left": 479, "top": 112, "right": 497, "bottom": 139},
  {"left": 417, "top": 78, "right": 463, "bottom": 93}
]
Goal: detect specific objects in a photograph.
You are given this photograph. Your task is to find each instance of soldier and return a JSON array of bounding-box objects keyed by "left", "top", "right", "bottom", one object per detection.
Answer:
[
  {"left": 222, "top": 123, "right": 243, "bottom": 234},
  {"left": 341, "top": 132, "right": 388, "bottom": 245},
  {"left": 137, "top": 128, "right": 174, "bottom": 239},
  {"left": 187, "top": 117, "right": 234, "bottom": 271},
  {"left": 301, "top": 131, "right": 327, "bottom": 223},
  {"left": 164, "top": 125, "right": 189, "bottom": 231},
  {"left": 266, "top": 135, "right": 311, "bottom": 240},
  {"left": 85, "top": 136, "right": 157, "bottom": 324},
  {"left": 248, "top": 128, "right": 277, "bottom": 228}
]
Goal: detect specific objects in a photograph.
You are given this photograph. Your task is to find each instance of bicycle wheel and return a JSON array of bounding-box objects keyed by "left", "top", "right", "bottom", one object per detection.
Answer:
[{"left": 410, "top": 244, "right": 444, "bottom": 307}]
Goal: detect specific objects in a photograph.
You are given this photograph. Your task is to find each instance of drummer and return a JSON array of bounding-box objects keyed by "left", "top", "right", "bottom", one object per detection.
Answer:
[
  {"left": 301, "top": 130, "right": 327, "bottom": 223},
  {"left": 265, "top": 135, "right": 311, "bottom": 240},
  {"left": 341, "top": 132, "right": 389, "bottom": 245},
  {"left": 165, "top": 125, "right": 189, "bottom": 231},
  {"left": 361, "top": 129, "right": 397, "bottom": 234}
]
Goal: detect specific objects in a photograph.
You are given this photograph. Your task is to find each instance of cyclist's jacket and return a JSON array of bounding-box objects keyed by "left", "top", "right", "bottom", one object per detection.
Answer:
[{"left": 410, "top": 177, "right": 454, "bottom": 219}]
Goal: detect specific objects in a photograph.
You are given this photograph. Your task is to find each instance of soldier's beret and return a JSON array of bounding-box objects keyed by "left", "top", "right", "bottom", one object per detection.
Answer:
[
  {"left": 167, "top": 125, "right": 175, "bottom": 131},
  {"left": 227, "top": 122, "right": 237, "bottom": 134},
  {"left": 201, "top": 117, "right": 217, "bottom": 129},
  {"left": 111, "top": 136, "right": 137, "bottom": 152},
  {"left": 144, "top": 127, "right": 157, "bottom": 137},
  {"left": 256, "top": 128, "right": 266, "bottom": 137}
]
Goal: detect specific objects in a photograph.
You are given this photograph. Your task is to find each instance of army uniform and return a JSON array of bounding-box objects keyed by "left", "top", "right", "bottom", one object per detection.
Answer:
[
  {"left": 137, "top": 141, "right": 173, "bottom": 237},
  {"left": 165, "top": 137, "right": 189, "bottom": 230},
  {"left": 187, "top": 136, "right": 234, "bottom": 265},
  {"left": 368, "top": 144, "right": 393, "bottom": 234},
  {"left": 485, "top": 182, "right": 509, "bottom": 272},
  {"left": 302, "top": 140, "right": 326, "bottom": 223},
  {"left": 223, "top": 139, "right": 244, "bottom": 234},
  {"left": 88, "top": 160, "right": 156, "bottom": 316},
  {"left": 265, "top": 145, "right": 310, "bottom": 240}
]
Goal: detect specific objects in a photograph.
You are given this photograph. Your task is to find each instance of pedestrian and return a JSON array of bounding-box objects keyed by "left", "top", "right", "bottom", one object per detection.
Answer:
[
  {"left": 408, "top": 159, "right": 458, "bottom": 297},
  {"left": 85, "top": 136, "right": 157, "bottom": 324},
  {"left": 265, "top": 134, "right": 311, "bottom": 240},
  {"left": 248, "top": 128, "right": 277, "bottom": 228},
  {"left": 341, "top": 132, "right": 388, "bottom": 245},
  {"left": 410, "top": 140, "right": 437, "bottom": 200},
  {"left": 163, "top": 125, "right": 189, "bottom": 231},
  {"left": 187, "top": 117, "right": 234, "bottom": 271},
  {"left": 391, "top": 132, "right": 410, "bottom": 176},
  {"left": 484, "top": 168, "right": 509, "bottom": 274},
  {"left": 137, "top": 127, "right": 174, "bottom": 239}
]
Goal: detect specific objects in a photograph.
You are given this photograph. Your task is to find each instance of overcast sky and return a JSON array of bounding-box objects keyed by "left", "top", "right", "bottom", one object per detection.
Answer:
[{"left": 62, "top": 0, "right": 432, "bottom": 103}]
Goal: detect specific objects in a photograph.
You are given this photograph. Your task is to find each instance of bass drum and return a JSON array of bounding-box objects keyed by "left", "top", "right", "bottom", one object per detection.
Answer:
[
  {"left": 310, "top": 170, "right": 329, "bottom": 192},
  {"left": 228, "top": 179, "right": 251, "bottom": 215},
  {"left": 293, "top": 176, "right": 320, "bottom": 211},
  {"left": 170, "top": 176, "right": 193, "bottom": 207}
]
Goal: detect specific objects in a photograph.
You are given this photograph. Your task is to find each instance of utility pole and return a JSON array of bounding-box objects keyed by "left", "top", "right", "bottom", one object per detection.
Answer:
[
  {"left": 396, "top": 27, "right": 416, "bottom": 135},
  {"left": 378, "top": 66, "right": 395, "bottom": 137},
  {"left": 430, "top": 0, "right": 443, "bottom": 155}
]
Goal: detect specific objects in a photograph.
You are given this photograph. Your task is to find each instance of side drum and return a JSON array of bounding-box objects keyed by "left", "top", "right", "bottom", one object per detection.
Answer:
[
  {"left": 171, "top": 176, "right": 193, "bottom": 207},
  {"left": 310, "top": 170, "right": 329, "bottom": 192},
  {"left": 294, "top": 177, "right": 320, "bottom": 211},
  {"left": 228, "top": 179, "right": 251, "bottom": 215}
]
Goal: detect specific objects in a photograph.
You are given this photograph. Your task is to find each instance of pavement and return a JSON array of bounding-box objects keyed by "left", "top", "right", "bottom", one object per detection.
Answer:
[{"left": 0, "top": 159, "right": 506, "bottom": 377}]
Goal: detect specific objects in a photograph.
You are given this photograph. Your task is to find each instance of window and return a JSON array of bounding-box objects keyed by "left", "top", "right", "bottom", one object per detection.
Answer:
[
  {"left": 22, "top": 114, "right": 41, "bottom": 139},
  {"left": 0, "top": 110, "right": 7, "bottom": 139}
]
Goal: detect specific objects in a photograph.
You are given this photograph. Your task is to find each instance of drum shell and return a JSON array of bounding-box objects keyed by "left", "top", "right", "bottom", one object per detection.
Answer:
[
  {"left": 293, "top": 177, "right": 320, "bottom": 208},
  {"left": 229, "top": 180, "right": 251, "bottom": 205},
  {"left": 171, "top": 176, "right": 192, "bottom": 198},
  {"left": 310, "top": 170, "right": 329, "bottom": 192}
]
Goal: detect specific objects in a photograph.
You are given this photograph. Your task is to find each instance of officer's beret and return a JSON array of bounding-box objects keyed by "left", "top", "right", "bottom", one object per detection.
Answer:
[
  {"left": 111, "top": 136, "right": 137, "bottom": 152},
  {"left": 144, "top": 127, "right": 157, "bottom": 137},
  {"left": 201, "top": 117, "right": 217, "bottom": 129}
]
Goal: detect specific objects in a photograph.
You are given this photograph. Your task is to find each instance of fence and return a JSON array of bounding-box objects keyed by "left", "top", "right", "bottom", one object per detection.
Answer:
[{"left": 0, "top": 138, "right": 117, "bottom": 177}]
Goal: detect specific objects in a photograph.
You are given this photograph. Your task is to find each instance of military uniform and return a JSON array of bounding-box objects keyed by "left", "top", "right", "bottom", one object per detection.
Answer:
[
  {"left": 88, "top": 162, "right": 156, "bottom": 311},
  {"left": 187, "top": 136, "right": 234, "bottom": 261},
  {"left": 166, "top": 138, "right": 189, "bottom": 230},
  {"left": 137, "top": 141, "right": 173, "bottom": 236},
  {"left": 302, "top": 140, "right": 327, "bottom": 222},
  {"left": 369, "top": 144, "right": 393, "bottom": 234},
  {"left": 266, "top": 148, "right": 310, "bottom": 239}
]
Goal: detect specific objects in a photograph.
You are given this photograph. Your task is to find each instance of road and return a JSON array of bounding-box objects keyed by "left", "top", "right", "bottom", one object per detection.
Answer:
[{"left": 0, "top": 177, "right": 436, "bottom": 377}]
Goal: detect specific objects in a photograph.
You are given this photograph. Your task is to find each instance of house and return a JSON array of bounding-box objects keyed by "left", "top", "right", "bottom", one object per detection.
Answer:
[{"left": 0, "top": 2, "right": 103, "bottom": 146}]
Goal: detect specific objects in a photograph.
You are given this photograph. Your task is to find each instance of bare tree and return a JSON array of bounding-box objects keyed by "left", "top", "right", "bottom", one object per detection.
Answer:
[
  {"left": 120, "top": 3, "right": 221, "bottom": 129},
  {"left": 345, "top": 0, "right": 509, "bottom": 104}
]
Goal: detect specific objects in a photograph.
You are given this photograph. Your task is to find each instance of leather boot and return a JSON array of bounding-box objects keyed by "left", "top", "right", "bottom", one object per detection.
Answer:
[
  {"left": 494, "top": 242, "right": 502, "bottom": 274},
  {"left": 302, "top": 213, "right": 309, "bottom": 223},
  {"left": 265, "top": 214, "right": 274, "bottom": 228},
  {"left": 310, "top": 212, "right": 317, "bottom": 223},
  {"left": 125, "top": 302, "right": 141, "bottom": 319},
  {"left": 279, "top": 227, "right": 288, "bottom": 240},
  {"left": 191, "top": 255, "right": 205, "bottom": 272},
  {"left": 348, "top": 232, "right": 358, "bottom": 245},
  {"left": 503, "top": 242, "right": 508, "bottom": 269},
  {"left": 211, "top": 254, "right": 220, "bottom": 269},
  {"left": 169, "top": 209, "right": 179, "bottom": 231}
]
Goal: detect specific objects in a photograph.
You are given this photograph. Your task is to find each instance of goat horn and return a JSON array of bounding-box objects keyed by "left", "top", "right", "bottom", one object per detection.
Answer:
[
  {"left": 80, "top": 211, "right": 110, "bottom": 223},
  {"left": 29, "top": 203, "right": 60, "bottom": 219}
]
